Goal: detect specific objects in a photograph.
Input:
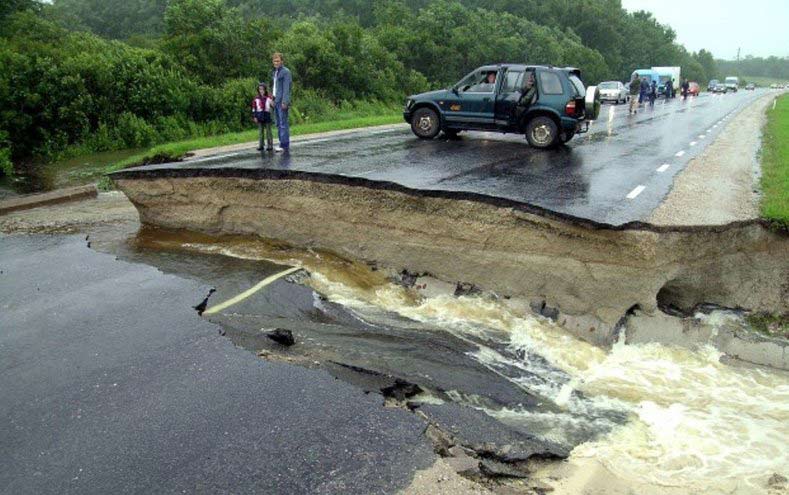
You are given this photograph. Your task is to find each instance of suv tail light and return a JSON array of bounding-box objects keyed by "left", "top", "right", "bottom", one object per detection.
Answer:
[{"left": 565, "top": 99, "right": 577, "bottom": 116}]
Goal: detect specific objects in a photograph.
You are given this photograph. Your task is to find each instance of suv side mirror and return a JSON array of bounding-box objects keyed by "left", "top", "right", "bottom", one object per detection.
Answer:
[{"left": 451, "top": 86, "right": 459, "bottom": 95}]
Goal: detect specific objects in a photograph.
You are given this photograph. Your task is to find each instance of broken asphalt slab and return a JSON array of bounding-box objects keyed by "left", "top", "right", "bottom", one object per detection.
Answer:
[
  {"left": 0, "top": 234, "right": 434, "bottom": 494},
  {"left": 0, "top": 185, "right": 97, "bottom": 216}
]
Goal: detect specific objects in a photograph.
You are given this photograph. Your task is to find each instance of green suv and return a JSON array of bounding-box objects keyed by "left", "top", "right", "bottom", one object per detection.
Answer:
[{"left": 403, "top": 64, "right": 600, "bottom": 148}]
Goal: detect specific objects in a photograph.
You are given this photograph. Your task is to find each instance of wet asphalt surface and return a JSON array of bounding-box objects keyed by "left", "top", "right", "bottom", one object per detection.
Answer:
[
  {"left": 124, "top": 90, "right": 768, "bottom": 225},
  {"left": 0, "top": 235, "right": 435, "bottom": 494}
]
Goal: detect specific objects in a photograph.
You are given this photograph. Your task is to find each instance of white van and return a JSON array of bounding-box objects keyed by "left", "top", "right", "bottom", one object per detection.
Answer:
[{"left": 724, "top": 76, "right": 739, "bottom": 92}]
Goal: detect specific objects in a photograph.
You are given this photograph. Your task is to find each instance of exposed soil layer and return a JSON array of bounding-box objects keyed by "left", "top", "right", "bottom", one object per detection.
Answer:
[{"left": 112, "top": 172, "right": 789, "bottom": 346}]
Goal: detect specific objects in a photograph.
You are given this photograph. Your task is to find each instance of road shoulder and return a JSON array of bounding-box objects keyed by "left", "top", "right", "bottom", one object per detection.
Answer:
[{"left": 649, "top": 93, "right": 776, "bottom": 225}]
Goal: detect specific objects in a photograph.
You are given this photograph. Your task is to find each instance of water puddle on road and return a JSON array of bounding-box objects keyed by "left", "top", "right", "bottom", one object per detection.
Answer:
[{"left": 135, "top": 228, "right": 789, "bottom": 494}]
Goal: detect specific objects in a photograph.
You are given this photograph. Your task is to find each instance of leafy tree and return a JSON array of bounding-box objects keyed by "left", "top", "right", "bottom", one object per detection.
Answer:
[
  {"left": 49, "top": 0, "right": 166, "bottom": 39},
  {"left": 1, "top": 0, "right": 40, "bottom": 21},
  {"left": 162, "top": 0, "right": 279, "bottom": 85},
  {"left": 694, "top": 49, "right": 717, "bottom": 82}
]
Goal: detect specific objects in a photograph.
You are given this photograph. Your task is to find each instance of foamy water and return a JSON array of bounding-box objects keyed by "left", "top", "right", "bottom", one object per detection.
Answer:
[{"left": 144, "top": 234, "right": 789, "bottom": 494}]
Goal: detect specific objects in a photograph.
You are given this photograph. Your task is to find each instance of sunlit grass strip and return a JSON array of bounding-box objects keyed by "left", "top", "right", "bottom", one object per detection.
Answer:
[{"left": 760, "top": 94, "right": 789, "bottom": 227}]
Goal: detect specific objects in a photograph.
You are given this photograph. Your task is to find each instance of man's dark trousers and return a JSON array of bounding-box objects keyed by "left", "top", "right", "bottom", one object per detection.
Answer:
[{"left": 275, "top": 105, "right": 289, "bottom": 149}]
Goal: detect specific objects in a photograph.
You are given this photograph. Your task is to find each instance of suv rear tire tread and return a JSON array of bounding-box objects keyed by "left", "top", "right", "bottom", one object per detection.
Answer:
[{"left": 525, "top": 116, "right": 559, "bottom": 148}]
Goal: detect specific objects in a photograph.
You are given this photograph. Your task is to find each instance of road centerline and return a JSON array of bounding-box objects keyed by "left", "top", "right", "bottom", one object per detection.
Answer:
[
  {"left": 203, "top": 266, "right": 303, "bottom": 315},
  {"left": 656, "top": 164, "right": 670, "bottom": 173},
  {"left": 626, "top": 185, "right": 645, "bottom": 199}
]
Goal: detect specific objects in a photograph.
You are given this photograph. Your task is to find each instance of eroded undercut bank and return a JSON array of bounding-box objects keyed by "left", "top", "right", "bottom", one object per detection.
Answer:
[{"left": 111, "top": 170, "right": 788, "bottom": 356}]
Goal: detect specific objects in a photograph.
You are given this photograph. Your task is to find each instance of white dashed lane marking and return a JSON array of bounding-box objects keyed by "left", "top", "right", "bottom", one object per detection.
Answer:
[
  {"left": 675, "top": 150, "right": 686, "bottom": 157},
  {"left": 690, "top": 141, "right": 697, "bottom": 146},
  {"left": 656, "top": 164, "right": 670, "bottom": 173},
  {"left": 626, "top": 185, "right": 646, "bottom": 199}
]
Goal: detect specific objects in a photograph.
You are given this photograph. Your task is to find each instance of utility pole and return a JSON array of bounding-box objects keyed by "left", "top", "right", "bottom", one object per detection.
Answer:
[{"left": 737, "top": 47, "right": 741, "bottom": 76}]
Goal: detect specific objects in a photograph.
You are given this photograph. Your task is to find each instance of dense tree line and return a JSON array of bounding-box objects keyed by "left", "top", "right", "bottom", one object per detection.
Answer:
[
  {"left": 3, "top": 0, "right": 780, "bottom": 170},
  {"left": 716, "top": 56, "right": 789, "bottom": 81}
]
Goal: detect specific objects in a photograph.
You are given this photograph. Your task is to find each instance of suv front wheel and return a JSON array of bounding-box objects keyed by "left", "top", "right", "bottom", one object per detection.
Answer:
[
  {"left": 411, "top": 107, "right": 441, "bottom": 139},
  {"left": 525, "top": 116, "right": 558, "bottom": 148}
]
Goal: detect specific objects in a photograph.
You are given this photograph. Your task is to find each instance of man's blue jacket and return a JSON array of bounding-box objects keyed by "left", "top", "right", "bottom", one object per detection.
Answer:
[{"left": 271, "top": 66, "right": 292, "bottom": 105}]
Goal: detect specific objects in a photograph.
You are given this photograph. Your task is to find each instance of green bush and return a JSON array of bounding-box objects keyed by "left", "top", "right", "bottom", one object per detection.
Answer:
[{"left": 113, "top": 112, "right": 158, "bottom": 147}]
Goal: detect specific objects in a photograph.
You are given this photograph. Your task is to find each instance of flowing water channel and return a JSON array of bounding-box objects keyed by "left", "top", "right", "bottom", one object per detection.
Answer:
[{"left": 132, "top": 229, "right": 789, "bottom": 495}]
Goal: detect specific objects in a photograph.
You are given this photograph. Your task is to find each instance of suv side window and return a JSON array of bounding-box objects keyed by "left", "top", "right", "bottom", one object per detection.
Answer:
[
  {"left": 568, "top": 75, "right": 586, "bottom": 97},
  {"left": 501, "top": 71, "right": 524, "bottom": 93},
  {"left": 539, "top": 71, "right": 564, "bottom": 95},
  {"left": 458, "top": 70, "right": 497, "bottom": 93}
]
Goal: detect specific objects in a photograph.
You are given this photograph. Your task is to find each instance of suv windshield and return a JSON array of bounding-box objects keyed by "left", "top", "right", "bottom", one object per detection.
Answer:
[{"left": 568, "top": 75, "right": 586, "bottom": 97}]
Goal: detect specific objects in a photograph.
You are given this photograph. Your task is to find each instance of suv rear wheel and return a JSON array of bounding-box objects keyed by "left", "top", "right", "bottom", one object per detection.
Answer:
[
  {"left": 525, "top": 116, "right": 558, "bottom": 148},
  {"left": 411, "top": 107, "right": 441, "bottom": 139}
]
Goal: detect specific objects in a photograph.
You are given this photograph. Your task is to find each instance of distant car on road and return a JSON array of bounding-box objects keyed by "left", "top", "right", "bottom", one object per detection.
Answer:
[
  {"left": 711, "top": 83, "right": 728, "bottom": 94},
  {"left": 404, "top": 64, "right": 601, "bottom": 148},
  {"left": 687, "top": 82, "right": 700, "bottom": 96},
  {"left": 708, "top": 79, "right": 719, "bottom": 92},
  {"left": 745, "top": 83, "right": 756, "bottom": 90},
  {"left": 598, "top": 81, "right": 628, "bottom": 104},
  {"left": 724, "top": 76, "right": 739, "bottom": 92}
]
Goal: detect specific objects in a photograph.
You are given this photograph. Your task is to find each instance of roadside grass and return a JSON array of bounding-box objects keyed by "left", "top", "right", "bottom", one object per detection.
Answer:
[
  {"left": 760, "top": 94, "right": 789, "bottom": 228},
  {"left": 101, "top": 113, "right": 402, "bottom": 183}
]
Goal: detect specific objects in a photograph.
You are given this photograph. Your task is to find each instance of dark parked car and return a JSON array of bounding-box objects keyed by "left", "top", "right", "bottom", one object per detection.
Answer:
[
  {"left": 708, "top": 79, "right": 719, "bottom": 92},
  {"left": 711, "top": 83, "right": 728, "bottom": 94},
  {"left": 403, "top": 64, "right": 600, "bottom": 148}
]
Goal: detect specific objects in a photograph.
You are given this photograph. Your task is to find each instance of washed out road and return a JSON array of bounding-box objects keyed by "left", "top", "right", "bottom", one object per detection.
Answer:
[
  {"left": 1, "top": 90, "right": 779, "bottom": 494},
  {"left": 122, "top": 90, "right": 768, "bottom": 226}
]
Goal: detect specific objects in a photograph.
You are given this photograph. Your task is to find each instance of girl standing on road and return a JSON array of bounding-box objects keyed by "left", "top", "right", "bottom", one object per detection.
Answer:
[{"left": 252, "top": 83, "right": 274, "bottom": 151}]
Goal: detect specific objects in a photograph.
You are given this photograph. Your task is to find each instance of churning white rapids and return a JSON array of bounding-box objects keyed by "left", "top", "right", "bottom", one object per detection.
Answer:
[{"left": 167, "top": 236, "right": 789, "bottom": 495}]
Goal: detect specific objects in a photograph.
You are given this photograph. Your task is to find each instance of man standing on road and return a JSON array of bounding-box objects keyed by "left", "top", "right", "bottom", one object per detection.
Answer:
[
  {"left": 271, "top": 52, "right": 292, "bottom": 152},
  {"left": 629, "top": 74, "right": 641, "bottom": 115},
  {"left": 681, "top": 78, "right": 690, "bottom": 101},
  {"left": 649, "top": 80, "right": 657, "bottom": 107}
]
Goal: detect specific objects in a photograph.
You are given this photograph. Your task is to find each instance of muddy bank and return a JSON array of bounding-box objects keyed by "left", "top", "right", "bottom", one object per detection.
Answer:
[{"left": 111, "top": 172, "right": 788, "bottom": 348}]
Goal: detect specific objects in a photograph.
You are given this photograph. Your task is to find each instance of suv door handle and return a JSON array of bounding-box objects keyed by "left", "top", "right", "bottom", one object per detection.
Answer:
[{"left": 483, "top": 97, "right": 491, "bottom": 102}]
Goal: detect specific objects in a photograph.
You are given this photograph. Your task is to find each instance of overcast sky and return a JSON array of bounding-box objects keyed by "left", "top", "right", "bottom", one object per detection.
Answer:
[{"left": 620, "top": 0, "right": 789, "bottom": 59}]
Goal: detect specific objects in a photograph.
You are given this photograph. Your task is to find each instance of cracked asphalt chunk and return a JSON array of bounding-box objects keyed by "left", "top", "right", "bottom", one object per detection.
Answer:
[{"left": 0, "top": 235, "right": 435, "bottom": 494}]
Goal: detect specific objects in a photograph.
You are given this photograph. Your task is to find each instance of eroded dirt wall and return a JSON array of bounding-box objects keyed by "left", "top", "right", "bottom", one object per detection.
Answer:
[{"left": 114, "top": 175, "right": 789, "bottom": 345}]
